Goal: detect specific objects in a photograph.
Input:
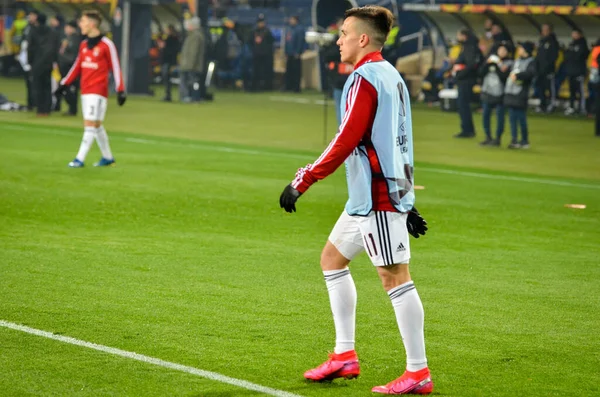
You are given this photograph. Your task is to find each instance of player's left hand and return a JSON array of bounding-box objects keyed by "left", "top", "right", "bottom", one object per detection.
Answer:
[
  {"left": 407, "top": 207, "right": 428, "bottom": 238},
  {"left": 54, "top": 84, "right": 68, "bottom": 99},
  {"left": 117, "top": 91, "right": 127, "bottom": 106},
  {"left": 279, "top": 184, "right": 301, "bottom": 213}
]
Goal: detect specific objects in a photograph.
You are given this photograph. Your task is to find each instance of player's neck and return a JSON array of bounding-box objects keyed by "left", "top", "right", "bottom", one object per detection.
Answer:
[{"left": 87, "top": 29, "right": 101, "bottom": 38}]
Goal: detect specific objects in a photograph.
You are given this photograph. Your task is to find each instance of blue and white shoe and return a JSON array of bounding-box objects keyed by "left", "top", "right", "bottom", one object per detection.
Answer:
[
  {"left": 94, "top": 157, "right": 116, "bottom": 167},
  {"left": 68, "top": 159, "right": 84, "bottom": 168}
]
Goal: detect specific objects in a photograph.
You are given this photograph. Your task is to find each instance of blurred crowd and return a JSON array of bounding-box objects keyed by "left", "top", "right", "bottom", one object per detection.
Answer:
[
  {"left": 1, "top": 9, "right": 309, "bottom": 111},
  {"left": 421, "top": 19, "right": 600, "bottom": 142},
  {"left": 3, "top": 10, "right": 82, "bottom": 116},
  {"left": 156, "top": 12, "right": 307, "bottom": 102}
]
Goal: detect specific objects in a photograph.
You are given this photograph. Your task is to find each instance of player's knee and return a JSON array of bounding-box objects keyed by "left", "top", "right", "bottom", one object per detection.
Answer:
[
  {"left": 377, "top": 264, "right": 411, "bottom": 291},
  {"left": 320, "top": 242, "right": 349, "bottom": 271}
]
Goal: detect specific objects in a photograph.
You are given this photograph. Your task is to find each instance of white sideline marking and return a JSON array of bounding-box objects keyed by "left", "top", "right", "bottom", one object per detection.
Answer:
[
  {"left": 0, "top": 320, "right": 302, "bottom": 397},
  {"left": 5, "top": 124, "right": 600, "bottom": 190}
]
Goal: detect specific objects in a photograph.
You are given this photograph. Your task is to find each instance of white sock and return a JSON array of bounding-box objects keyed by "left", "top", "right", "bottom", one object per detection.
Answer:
[
  {"left": 388, "top": 281, "right": 428, "bottom": 371},
  {"left": 76, "top": 126, "right": 96, "bottom": 162},
  {"left": 323, "top": 268, "right": 357, "bottom": 354},
  {"left": 95, "top": 125, "right": 114, "bottom": 160}
]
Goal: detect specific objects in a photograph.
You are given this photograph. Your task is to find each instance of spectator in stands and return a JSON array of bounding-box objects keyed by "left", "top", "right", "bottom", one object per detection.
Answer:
[
  {"left": 488, "top": 24, "right": 513, "bottom": 57},
  {"left": 382, "top": 21, "right": 401, "bottom": 66},
  {"left": 504, "top": 41, "right": 536, "bottom": 150},
  {"left": 322, "top": 17, "right": 352, "bottom": 125},
  {"left": 179, "top": 17, "right": 205, "bottom": 103},
  {"left": 535, "top": 23, "right": 559, "bottom": 113},
  {"left": 29, "top": 12, "right": 60, "bottom": 116},
  {"left": 250, "top": 14, "right": 274, "bottom": 92},
  {"left": 590, "top": 39, "right": 600, "bottom": 136},
  {"left": 483, "top": 18, "right": 493, "bottom": 40},
  {"left": 57, "top": 21, "right": 81, "bottom": 116},
  {"left": 160, "top": 25, "right": 180, "bottom": 102},
  {"left": 49, "top": 14, "right": 65, "bottom": 41},
  {"left": 18, "top": 10, "right": 38, "bottom": 110},
  {"left": 283, "top": 16, "right": 306, "bottom": 93},
  {"left": 453, "top": 28, "right": 482, "bottom": 138},
  {"left": 479, "top": 44, "right": 513, "bottom": 147},
  {"left": 564, "top": 29, "right": 589, "bottom": 116},
  {"left": 6, "top": 10, "right": 28, "bottom": 75}
]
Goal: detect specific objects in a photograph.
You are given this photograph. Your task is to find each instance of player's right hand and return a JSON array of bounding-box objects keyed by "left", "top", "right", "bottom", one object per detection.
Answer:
[
  {"left": 279, "top": 184, "right": 301, "bottom": 213},
  {"left": 117, "top": 91, "right": 127, "bottom": 106},
  {"left": 407, "top": 207, "right": 428, "bottom": 238}
]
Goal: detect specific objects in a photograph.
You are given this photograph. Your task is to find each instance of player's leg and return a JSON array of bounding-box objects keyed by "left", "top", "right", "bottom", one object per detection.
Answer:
[
  {"left": 304, "top": 211, "right": 362, "bottom": 382},
  {"left": 69, "top": 94, "right": 96, "bottom": 167},
  {"left": 94, "top": 96, "right": 115, "bottom": 166},
  {"left": 360, "top": 211, "right": 432, "bottom": 395}
]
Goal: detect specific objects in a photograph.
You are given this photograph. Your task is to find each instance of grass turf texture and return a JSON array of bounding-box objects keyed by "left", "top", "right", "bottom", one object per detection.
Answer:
[{"left": 1, "top": 77, "right": 599, "bottom": 396}]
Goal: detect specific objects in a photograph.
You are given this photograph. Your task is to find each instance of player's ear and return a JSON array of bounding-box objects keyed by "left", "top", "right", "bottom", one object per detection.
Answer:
[{"left": 359, "top": 33, "right": 370, "bottom": 48}]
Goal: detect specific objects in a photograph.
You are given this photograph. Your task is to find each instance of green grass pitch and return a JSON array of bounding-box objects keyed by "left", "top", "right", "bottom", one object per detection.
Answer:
[{"left": 1, "top": 77, "right": 599, "bottom": 396}]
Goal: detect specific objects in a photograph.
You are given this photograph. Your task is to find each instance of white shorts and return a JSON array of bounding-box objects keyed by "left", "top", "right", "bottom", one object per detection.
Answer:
[
  {"left": 81, "top": 94, "right": 107, "bottom": 122},
  {"left": 328, "top": 210, "right": 410, "bottom": 267}
]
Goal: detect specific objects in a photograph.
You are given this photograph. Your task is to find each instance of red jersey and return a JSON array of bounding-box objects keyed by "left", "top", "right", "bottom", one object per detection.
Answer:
[
  {"left": 61, "top": 35, "right": 124, "bottom": 98},
  {"left": 292, "top": 52, "right": 396, "bottom": 212}
]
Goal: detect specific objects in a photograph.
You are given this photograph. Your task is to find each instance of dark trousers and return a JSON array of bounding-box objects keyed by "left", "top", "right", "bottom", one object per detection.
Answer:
[
  {"left": 162, "top": 63, "right": 173, "bottom": 99},
  {"left": 568, "top": 75, "right": 586, "bottom": 110},
  {"left": 33, "top": 70, "right": 52, "bottom": 114},
  {"left": 457, "top": 81, "right": 475, "bottom": 135},
  {"left": 508, "top": 107, "right": 529, "bottom": 144},
  {"left": 251, "top": 56, "right": 273, "bottom": 92},
  {"left": 536, "top": 73, "right": 556, "bottom": 111},
  {"left": 24, "top": 70, "right": 35, "bottom": 109},
  {"left": 482, "top": 102, "right": 505, "bottom": 139},
  {"left": 284, "top": 56, "right": 301, "bottom": 92},
  {"left": 64, "top": 82, "right": 79, "bottom": 115},
  {"left": 58, "top": 65, "right": 78, "bottom": 115}
]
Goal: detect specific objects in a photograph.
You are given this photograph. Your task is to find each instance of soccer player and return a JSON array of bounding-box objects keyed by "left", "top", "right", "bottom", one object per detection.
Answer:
[
  {"left": 56, "top": 10, "right": 126, "bottom": 168},
  {"left": 279, "top": 6, "right": 432, "bottom": 395}
]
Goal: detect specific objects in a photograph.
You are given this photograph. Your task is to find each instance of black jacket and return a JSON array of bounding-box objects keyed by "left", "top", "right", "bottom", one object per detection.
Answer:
[
  {"left": 251, "top": 27, "right": 274, "bottom": 58},
  {"left": 58, "top": 33, "right": 80, "bottom": 70},
  {"left": 29, "top": 24, "right": 60, "bottom": 75},
  {"left": 536, "top": 33, "right": 559, "bottom": 75},
  {"left": 455, "top": 34, "right": 483, "bottom": 82},
  {"left": 564, "top": 37, "right": 589, "bottom": 77},
  {"left": 321, "top": 38, "right": 349, "bottom": 90},
  {"left": 489, "top": 31, "right": 513, "bottom": 56},
  {"left": 162, "top": 34, "right": 180, "bottom": 65}
]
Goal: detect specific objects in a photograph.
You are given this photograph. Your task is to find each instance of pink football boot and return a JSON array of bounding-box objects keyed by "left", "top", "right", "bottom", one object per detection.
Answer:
[
  {"left": 372, "top": 367, "right": 433, "bottom": 394},
  {"left": 304, "top": 350, "right": 360, "bottom": 382}
]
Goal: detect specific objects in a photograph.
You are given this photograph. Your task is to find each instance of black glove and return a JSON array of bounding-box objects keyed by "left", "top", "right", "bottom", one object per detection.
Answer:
[
  {"left": 279, "top": 184, "right": 302, "bottom": 213},
  {"left": 54, "top": 84, "right": 68, "bottom": 99},
  {"left": 117, "top": 91, "right": 127, "bottom": 106},
  {"left": 407, "top": 207, "right": 428, "bottom": 238}
]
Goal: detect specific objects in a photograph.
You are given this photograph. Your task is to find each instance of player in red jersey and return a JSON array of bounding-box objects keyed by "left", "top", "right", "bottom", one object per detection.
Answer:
[{"left": 56, "top": 10, "right": 126, "bottom": 168}]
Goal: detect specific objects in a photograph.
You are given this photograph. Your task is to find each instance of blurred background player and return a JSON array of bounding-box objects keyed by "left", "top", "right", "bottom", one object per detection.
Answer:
[
  {"left": 57, "top": 21, "right": 81, "bottom": 116},
  {"left": 28, "top": 12, "right": 60, "bottom": 117},
  {"left": 535, "top": 24, "right": 559, "bottom": 113},
  {"left": 453, "top": 28, "right": 482, "bottom": 138},
  {"left": 283, "top": 15, "right": 306, "bottom": 93},
  {"left": 56, "top": 10, "right": 126, "bottom": 168},
  {"left": 504, "top": 42, "right": 536, "bottom": 149},
  {"left": 279, "top": 6, "right": 432, "bottom": 395},
  {"left": 479, "top": 43, "right": 513, "bottom": 146},
  {"left": 179, "top": 17, "right": 205, "bottom": 103},
  {"left": 159, "top": 24, "right": 180, "bottom": 102},
  {"left": 563, "top": 29, "right": 589, "bottom": 116},
  {"left": 322, "top": 17, "right": 353, "bottom": 126},
  {"left": 250, "top": 14, "right": 274, "bottom": 92}
]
